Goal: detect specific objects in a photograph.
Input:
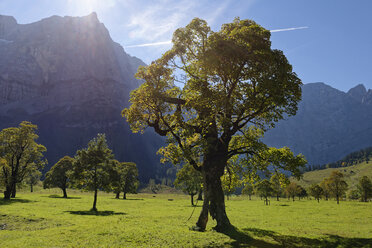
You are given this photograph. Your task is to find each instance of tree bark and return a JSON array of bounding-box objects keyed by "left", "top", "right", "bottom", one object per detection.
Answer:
[
  {"left": 191, "top": 194, "right": 194, "bottom": 206},
  {"left": 92, "top": 189, "right": 98, "bottom": 211},
  {"left": 11, "top": 183, "right": 16, "bottom": 198},
  {"left": 30, "top": 184, "right": 33, "bottom": 193},
  {"left": 115, "top": 192, "right": 120, "bottom": 199},
  {"left": 195, "top": 164, "right": 231, "bottom": 232},
  {"left": 123, "top": 192, "right": 127, "bottom": 199},
  {"left": 62, "top": 188, "right": 68, "bottom": 198},
  {"left": 4, "top": 185, "right": 11, "bottom": 200}
]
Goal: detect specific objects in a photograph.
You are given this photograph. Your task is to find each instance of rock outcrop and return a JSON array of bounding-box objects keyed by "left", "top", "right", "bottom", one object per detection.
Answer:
[{"left": 0, "top": 13, "right": 164, "bottom": 182}]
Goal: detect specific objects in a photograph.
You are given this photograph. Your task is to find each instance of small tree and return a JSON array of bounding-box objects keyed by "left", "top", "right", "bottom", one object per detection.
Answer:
[
  {"left": 309, "top": 184, "right": 323, "bottom": 203},
  {"left": 0, "top": 121, "right": 46, "bottom": 199},
  {"left": 320, "top": 179, "right": 331, "bottom": 201},
  {"left": 270, "top": 173, "right": 289, "bottom": 201},
  {"left": 327, "top": 171, "right": 348, "bottom": 204},
  {"left": 242, "top": 183, "right": 254, "bottom": 200},
  {"left": 255, "top": 179, "right": 274, "bottom": 205},
  {"left": 73, "top": 134, "right": 114, "bottom": 211},
  {"left": 174, "top": 164, "right": 203, "bottom": 206},
  {"left": 285, "top": 182, "right": 300, "bottom": 201},
  {"left": 297, "top": 185, "right": 307, "bottom": 200},
  {"left": 110, "top": 160, "right": 139, "bottom": 199},
  {"left": 357, "top": 176, "right": 372, "bottom": 202},
  {"left": 43, "top": 156, "right": 74, "bottom": 198},
  {"left": 221, "top": 166, "right": 241, "bottom": 200},
  {"left": 25, "top": 169, "right": 42, "bottom": 192}
]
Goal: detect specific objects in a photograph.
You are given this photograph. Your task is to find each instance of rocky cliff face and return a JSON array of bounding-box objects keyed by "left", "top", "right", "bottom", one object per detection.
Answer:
[
  {"left": 264, "top": 82, "right": 372, "bottom": 165},
  {"left": 0, "top": 13, "right": 164, "bottom": 181}
]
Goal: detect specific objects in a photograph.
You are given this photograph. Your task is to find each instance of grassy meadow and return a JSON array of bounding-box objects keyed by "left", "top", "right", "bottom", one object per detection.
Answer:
[{"left": 0, "top": 189, "right": 371, "bottom": 248}]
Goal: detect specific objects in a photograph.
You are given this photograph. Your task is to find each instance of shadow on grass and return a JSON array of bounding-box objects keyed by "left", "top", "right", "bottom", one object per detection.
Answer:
[
  {"left": 42, "top": 195, "right": 81, "bottom": 199},
  {"left": 0, "top": 198, "right": 35, "bottom": 206},
  {"left": 214, "top": 226, "right": 372, "bottom": 248},
  {"left": 65, "top": 210, "right": 126, "bottom": 216},
  {"left": 113, "top": 198, "right": 144, "bottom": 201}
]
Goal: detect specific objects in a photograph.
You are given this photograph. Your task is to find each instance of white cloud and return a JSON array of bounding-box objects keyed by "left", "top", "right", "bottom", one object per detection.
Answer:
[
  {"left": 270, "top": 26, "right": 309, "bottom": 33},
  {"left": 125, "top": 40, "right": 172, "bottom": 48}
]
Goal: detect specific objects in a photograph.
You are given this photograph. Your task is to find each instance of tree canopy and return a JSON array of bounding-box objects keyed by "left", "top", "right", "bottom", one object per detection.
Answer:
[
  {"left": 123, "top": 17, "right": 305, "bottom": 231},
  {"left": 44, "top": 156, "right": 74, "bottom": 198},
  {"left": 0, "top": 121, "right": 46, "bottom": 199},
  {"left": 174, "top": 164, "right": 203, "bottom": 206},
  {"left": 73, "top": 134, "right": 114, "bottom": 211}
]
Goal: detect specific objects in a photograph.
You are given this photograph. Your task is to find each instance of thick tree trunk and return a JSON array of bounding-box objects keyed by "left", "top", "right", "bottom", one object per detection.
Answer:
[
  {"left": 115, "top": 192, "right": 120, "bottom": 199},
  {"left": 195, "top": 165, "right": 231, "bottom": 232},
  {"left": 276, "top": 194, "right": 279, "bottom": 201},
  {"left": 62, "top": 188, "right": 68, "bottom": 198},
  {"left": 92, "top": 189, "right": 98, "bottom": 211},
  {"left": 123, "top": 192, "right": 127, "bottom": 199},
  {"left": 4, "top": 185, "right": 11, "bottom": 199}
]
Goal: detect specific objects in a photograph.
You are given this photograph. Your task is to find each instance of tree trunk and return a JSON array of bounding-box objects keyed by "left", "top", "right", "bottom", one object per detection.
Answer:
[
  {"left": 276, "top": 194, "right": 279, "bottom": 201},
  {"left": 92, "top": 189, "right": 98, "bottom": 211},
  {"left": 4, "top": 185, "right": 11, "bottom": 200},
  {"left": 11, "top": 183, "right": 16, "bottom": 198},
  {"left": 62, "top": 188, "right": 68, "bottom": 198},
  {"left": 249, "top": 194, "right": 251, "bottom": 200},
  {"left": 191, "top": 194, "right": 195, "bottom": 206},
  {"left": 115, "top": 192, "right": 120, "bottom": 199},
  {"left": 197, "top": 189, "right": 203, "bottom": 201},
  {"left": 317, "top": 197, "right": 319, "bottom": 203},
  {"left": 336, "top": 194, "right": 339, "bottom": 204},
  {"left": 30, "top": 184, "right": 33, "bottom": 193},
  {"left": 123, "top": 192, "right": 126, "bottom": 199},
  {"left": 195, "top": 165, "right": 231, "bottom": 232}
]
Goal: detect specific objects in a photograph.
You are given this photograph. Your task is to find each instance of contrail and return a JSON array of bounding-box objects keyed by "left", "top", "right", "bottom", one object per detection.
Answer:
[
  {"left": 125, "top": 40, "right": 172, "bottom": 48},
  {"left": 270, "top": 26, "right": 309, "bottom": 33},
  {"left": 125, "top": 26, "right": 308, "bottom": 48}
]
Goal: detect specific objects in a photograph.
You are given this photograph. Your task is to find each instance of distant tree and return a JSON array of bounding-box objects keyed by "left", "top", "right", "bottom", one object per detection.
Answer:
[
  {"left": 148, "top": 179, "right": 160, "bottom": 194},
  {"left": 327, "top": 171, "right": 348, "bottom": 204},
  {"left": 285, "top": 182, "right": 300, "bottom": 201},
  {"left": 43, "top": 156, "right": 74, "bottom": 198},
  {"left": 357, "top": 176, "right": 372, "bottom": 202},
  {"left": 121, "top": 162, "right": 139, "bottom": 199},
  {"left": 0, "top": 121, "right": 46, "bottom": 199},
  {"left": 242, "top": 183, "right": 254, "bottom": 200},
  {"left": 174, "top": 164, "right": 203, "bottom": 206},
  {"left": 270, "top": 173, "right": 290, "bottom": 201},
  {"left": 297, "top": 185, "right": 307, "bottom": 200},
  {"left": 309, "top": 184, "right": 323, "bottom": 203},
  {"left": 221, "top": 166, "right": 241, "bottom": 200},
  {"left": 72, "top": 134, "right": 114, "bottom": 211},
  {"left": 25, "top": 169, "right": 42, "bottom": 192},
  {"left": 347, "top": 189, "right": 360, "bottom": 200},
  {"left": 320, "top": 179, "right": 331, "bottom": 201},
  {"left": 255, "top": 179, "right": 274, "bottom": 205}
]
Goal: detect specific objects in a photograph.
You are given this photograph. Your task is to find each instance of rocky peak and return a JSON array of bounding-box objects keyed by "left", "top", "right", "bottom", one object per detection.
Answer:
[
  {"left": 0, "top": 15, "right": 18, "bottom": 38},
  {"left": 347, "top": 84, "right": 367, "bottom": 102}
]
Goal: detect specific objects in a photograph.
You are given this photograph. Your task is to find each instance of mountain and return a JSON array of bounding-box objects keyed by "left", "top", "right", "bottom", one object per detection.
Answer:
[
  {"left": 264, "top": 82, "right": 372, "bottom": 166},
  {"left": 0, "top": 13, "right": 165, "bottom": 182}
]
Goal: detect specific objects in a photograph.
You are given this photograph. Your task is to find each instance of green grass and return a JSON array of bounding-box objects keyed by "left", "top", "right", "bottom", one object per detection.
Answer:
[
  {"left": 0, "top": 189, "right": 371, "bottom": 247},
  {"left": 294, "top": 161, "right": 372, "bottom": 189}
]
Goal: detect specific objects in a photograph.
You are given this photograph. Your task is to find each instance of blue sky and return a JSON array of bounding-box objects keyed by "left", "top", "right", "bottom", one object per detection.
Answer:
[{"left": 1, "top": 0, "right": 371, "bottom": 92}]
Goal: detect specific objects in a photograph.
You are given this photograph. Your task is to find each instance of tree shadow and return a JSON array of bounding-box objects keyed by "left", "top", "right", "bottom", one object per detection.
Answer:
[
  {"left": 120, "top": 198, "right": 144, "bottom": 201},
  {"left": 65, "top": 210, "right": 126, "bottom": 216},
  {"left": 219, "top": 227, "right": 372, "bottom": 248},
  {"left": 0, "top": 198, "right": 35, "bottom": 206},
  {"left": 42, "top": 195, "right": 81, "bottom": 199}
]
